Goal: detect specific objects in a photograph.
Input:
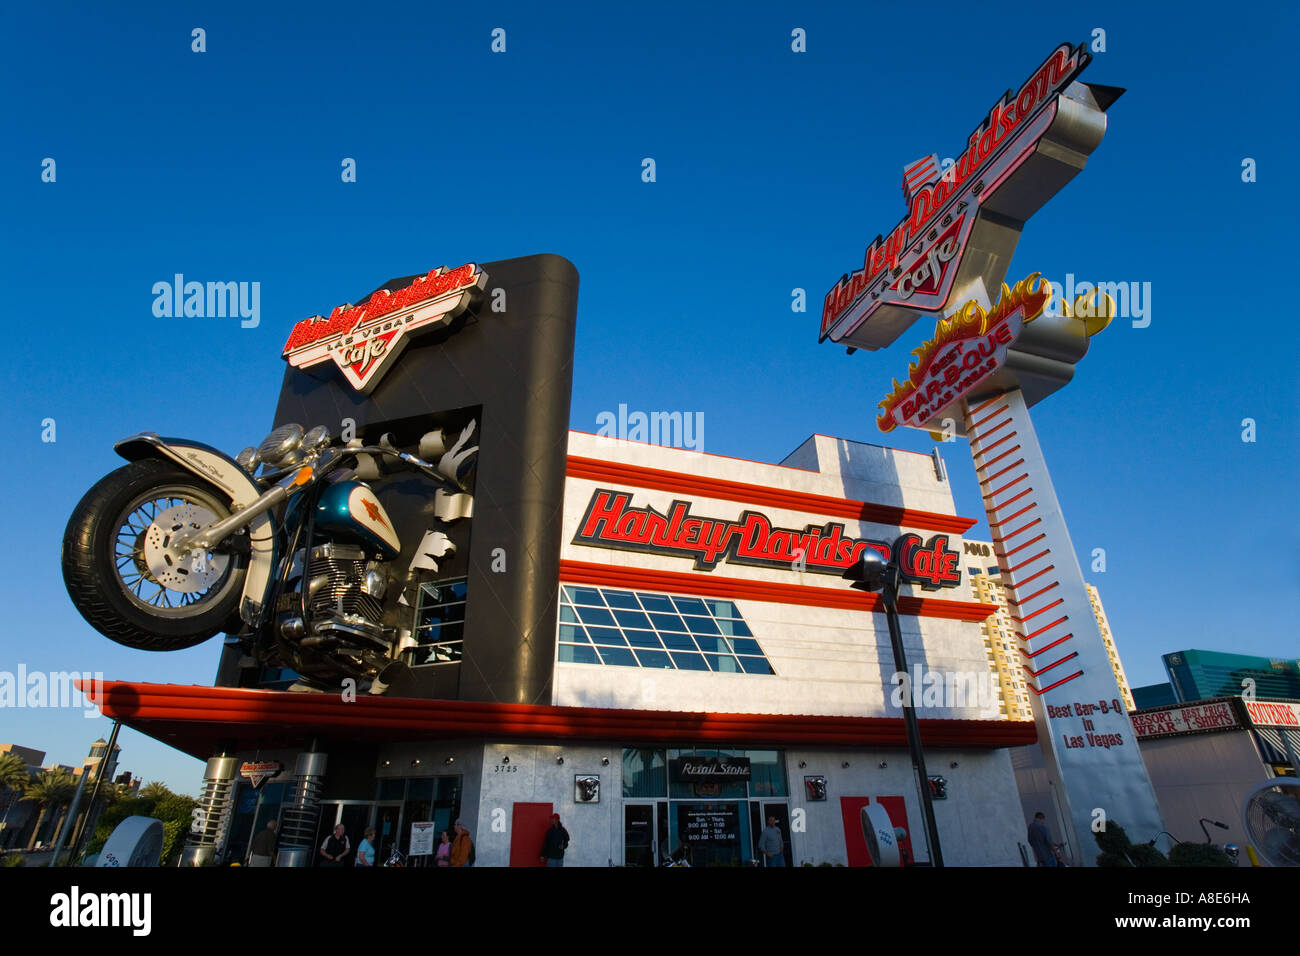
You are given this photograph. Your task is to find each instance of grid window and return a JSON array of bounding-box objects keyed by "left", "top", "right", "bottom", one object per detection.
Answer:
[
  {"left": 556, "top": 585, "right": 773, "bottom": 675},
  {"left": 412, "top": 578, "right": 468, "bottom": 665}
]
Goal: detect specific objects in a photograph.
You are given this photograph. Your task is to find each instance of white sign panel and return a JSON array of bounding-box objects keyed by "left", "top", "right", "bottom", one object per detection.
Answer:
[
  {"left": 409, "top": 821, "right": 437, "bottom": 856},
  {"left": 1131, "top": 701, "right": 1239, "bottom": 739},
  {"left": 1244, "top": 700, "right": 1300, "bottom": 728}
]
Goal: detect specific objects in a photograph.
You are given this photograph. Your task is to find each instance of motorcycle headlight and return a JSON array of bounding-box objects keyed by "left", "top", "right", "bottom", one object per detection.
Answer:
[
  {"left": 303, "top": 425, "right": 332, "bottom": 452},
  {"left": 235, "top": 447, "right": 260, "bottom": 473},
  {"left": 258, "top": 423, "right": 305, "bottom": 468}
]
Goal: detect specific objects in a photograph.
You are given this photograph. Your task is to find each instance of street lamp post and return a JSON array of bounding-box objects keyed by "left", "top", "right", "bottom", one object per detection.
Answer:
[{"left": 844, "top": 545, "right": 945, "bottom": 868}]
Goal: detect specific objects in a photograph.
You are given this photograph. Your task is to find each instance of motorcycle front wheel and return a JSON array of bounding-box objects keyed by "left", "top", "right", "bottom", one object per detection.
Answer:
[{"left": 62, "top": 459, "right": 248, "bottom": 651}]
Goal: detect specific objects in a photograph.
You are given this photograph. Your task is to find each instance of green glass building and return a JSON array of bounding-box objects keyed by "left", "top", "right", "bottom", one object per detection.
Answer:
[{"left": 1163, "top": 649, "right": 1300, "bottom": 703}]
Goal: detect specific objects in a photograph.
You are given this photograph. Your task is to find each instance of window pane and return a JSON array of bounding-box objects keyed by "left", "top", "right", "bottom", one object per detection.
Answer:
[
  {"left": 705, "top": 599, "right": 740, "bottom": 618},
  {"left": 587, "top": 626, "right": 626, "bottom": 645},
  {"left": 567, "top": 587, "right": 605, "bottom": 606},
  {"left": 603, "top": 590, "right": 641, "bottom": 610},
  {"left": 622, "top": 748, "right": 667, "bottom": 798},
  {"left": 683, "top": 615, "right": 721, "bottom": 635},
  {"left": 746, "top": 750, "right": 787, "bottom": 797},
  {"left": 376, "top": 778, "right": 405, "bottom": 801},
  {"left": 559, "top": 606, "right": 580, "bottom": 624},
  {"left": 637, "top": 593, "right": 676, "bottom": 613},
  {"left": 613, "top": 609, "right": 652, "bottom": 630},
  {"left": 559, "top": 644, "right": 600, "bottom": 664},
  {"left": 659, "top": 632, "right": 697, "bottom": 652},
  {"left": 596, "top": 646, "right": 638, "bottom": 667},
  {"left": 738, "top": 656, "right": 773, "bottom": 675},
  {"left": 671, "top": 596, "right": 709, "bottom": 616},
  {"left": 624, "top": 630, "right": 664, "bottom": 649},
  {"left": 670, "top": 652, "right": 709, "bottom": 671},
  {"left": 558, "top": 624, "right": 588, "bottom": 643},
  {"left": 730, "top": 638, "right": 763, "bottom": 656},
  {"left": 648, "top": 612, "right": 687, "bottom": 632},
  {"left": 694, "top": 635, "right": 732, "bottom": 654},
  {"left": 704, "top": 654, "right": 741, "bottom": 673},
  {"left": 634, "top": 649, "right": 674, "bottom": 669},
  {"left": 575, "top": 606, "right": 616, "bottom": 627},
  {"left": 715, "top": 619, "right": 752, "bottom": 637}
]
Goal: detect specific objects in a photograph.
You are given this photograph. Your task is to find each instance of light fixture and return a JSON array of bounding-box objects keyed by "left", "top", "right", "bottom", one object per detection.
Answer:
[
  {"left": 501, "top": 755, "right": 510, "bottom": 765},
  {"left": 879, "top": 761, "right": 888, "bottom": 768},
  {"left": 443, "top": 756, "right": 455, "bottom": 766},
  {"left": 842, "top": 761, "right": 851, "bottom": 769},
  {"left": 382, "top": 759, "right": 391, "bottom": 767},
  {"left": 601, "top": 756, "right": 610, "bottom": 766},
  {"left": 556, "top": 756, "right": 565, "bottom": 765},
  {"left": 798, "top": 760, "right": 807, "bottom": 769},
  {"left": 410, "top": 758, "right": 421, "bottom": 768},
  {"left": 950, "top": 761, "right": 959, "bottom": 769}
]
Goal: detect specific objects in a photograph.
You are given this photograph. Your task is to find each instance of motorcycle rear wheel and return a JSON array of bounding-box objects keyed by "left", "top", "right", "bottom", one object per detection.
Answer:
[{"left": 62, "top": 459, "right": 248, "bottom": 651}]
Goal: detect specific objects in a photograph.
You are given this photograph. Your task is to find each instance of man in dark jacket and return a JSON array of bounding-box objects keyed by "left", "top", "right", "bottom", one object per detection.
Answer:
[
  {"left": 1027, "top": 812, "right": 1057, "bottom": 867},
  {"left": 248, "top": 819, "right": 278, "bottom": 867},
  {"left": 319, "top": 824, "right": 351, "bottom": 868},
  {"left": 539, "top": 814, "right": 570, "bottom": 867}
]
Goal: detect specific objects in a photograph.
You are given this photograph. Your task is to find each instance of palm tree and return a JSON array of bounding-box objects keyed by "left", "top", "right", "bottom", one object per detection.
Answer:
[
  {"left": 139, "top": 781, "right": 171, "bottom": 801},
  {"left": 22, "top": 770, "right": 74, "bottom": 851},
  {"left": 0, "top": 753, "right": 31, "bottom": 846}
]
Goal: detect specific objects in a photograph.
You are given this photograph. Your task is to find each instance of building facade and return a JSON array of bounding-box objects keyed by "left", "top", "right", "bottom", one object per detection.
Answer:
[
  {"left": 963, "top": 541, "right": 1135, "bottom": 719},
  {"left": 1162, "top": 650, "right": 1300, "bottom": 704},
  {"left": 82, "top": 254, "right": 1041, "bottom": 866}
]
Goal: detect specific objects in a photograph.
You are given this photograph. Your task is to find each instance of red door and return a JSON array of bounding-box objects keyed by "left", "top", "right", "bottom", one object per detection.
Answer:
[
  {"left": 839, "top": 797, "right": 872, "bottom": 866},
  {"left": 509, "top": 802, "right": 553, "bottom": 867}
]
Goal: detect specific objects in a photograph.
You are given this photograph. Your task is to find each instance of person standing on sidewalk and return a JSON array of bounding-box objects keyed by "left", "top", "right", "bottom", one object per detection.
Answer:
[
  {"left": 248, "top": 820, "right": 277, "bottom": 867},
  {"left": 758, "top": 816, "right": 785, "bottom": 867},
  {"left": 539, "top": 814, "right": 570, "bottom": 867},
  {"left": 1028, "top": 812, "right": 1058, "bottom": 867}
]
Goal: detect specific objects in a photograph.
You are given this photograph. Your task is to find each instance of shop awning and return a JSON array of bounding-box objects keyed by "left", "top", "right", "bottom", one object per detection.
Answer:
[{"left": 77, "top": 680, "right": 1037, "bottom": 760}]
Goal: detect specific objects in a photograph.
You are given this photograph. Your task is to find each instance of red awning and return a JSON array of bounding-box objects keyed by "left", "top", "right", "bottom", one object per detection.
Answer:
[{"left": 79, "top": 680, "right": 1036, "bottom": 760}]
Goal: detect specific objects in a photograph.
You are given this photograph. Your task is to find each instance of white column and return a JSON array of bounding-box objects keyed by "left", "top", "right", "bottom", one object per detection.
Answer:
[{"left": 964, "top": 387, "right": 1164, "bottom": 865}]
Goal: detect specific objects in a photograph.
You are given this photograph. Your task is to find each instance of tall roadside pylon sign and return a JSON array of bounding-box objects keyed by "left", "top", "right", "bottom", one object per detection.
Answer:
[{"left": 821, "top": 41, "right": 1165, "bottom": 865}]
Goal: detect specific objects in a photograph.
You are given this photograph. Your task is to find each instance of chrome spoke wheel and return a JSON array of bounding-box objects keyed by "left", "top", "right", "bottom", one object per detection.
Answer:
[{"left": 110, "top": 484, "right": 238, "bottom": 618}]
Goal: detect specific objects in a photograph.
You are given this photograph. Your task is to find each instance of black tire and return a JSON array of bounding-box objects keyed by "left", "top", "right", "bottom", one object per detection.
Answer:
[{"left": 62, "top": 459, "right": 248, "bottom": 651}]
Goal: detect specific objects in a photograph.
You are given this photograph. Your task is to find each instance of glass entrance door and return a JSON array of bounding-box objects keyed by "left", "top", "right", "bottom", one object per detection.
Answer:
[
  {"left": 673, "top": 801, "right": 747, "bottom": 867},
  {"left": 623, "top": 802, "right": 668, "bottom": 866},
  {"left": 624, "top": 804, "right": 655, "bottom": 867}
]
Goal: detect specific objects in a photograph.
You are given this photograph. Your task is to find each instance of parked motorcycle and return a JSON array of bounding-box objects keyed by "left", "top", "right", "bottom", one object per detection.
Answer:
[{"left": 60, "top": 421, "right": 477, "bottom": 691}]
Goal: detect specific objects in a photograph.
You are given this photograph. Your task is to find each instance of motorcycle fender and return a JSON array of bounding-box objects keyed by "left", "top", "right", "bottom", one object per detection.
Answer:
[{"left": 114, "top": 433, "right": 277, "bottom": 626}]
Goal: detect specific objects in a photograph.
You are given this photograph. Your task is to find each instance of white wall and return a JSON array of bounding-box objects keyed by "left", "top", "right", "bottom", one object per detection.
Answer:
[{"left": 558, "top": 431, "right": 999, "bottom": 722}]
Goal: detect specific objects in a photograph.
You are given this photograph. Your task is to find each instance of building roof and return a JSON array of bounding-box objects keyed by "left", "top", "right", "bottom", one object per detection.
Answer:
[{"left": 78, "top": 681, "right": 1037, "bottom": 761}]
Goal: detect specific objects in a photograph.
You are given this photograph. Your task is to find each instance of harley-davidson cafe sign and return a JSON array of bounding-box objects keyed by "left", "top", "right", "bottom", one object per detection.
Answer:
[
  {"left": 281, "top": 262, "right": 487, "bottom": 393},
  {"left": 574, "top": 489, "right": 963, "bottom": 590},
  {"left": 820, "top": 41, "right": 1090, "bottom": 344}
]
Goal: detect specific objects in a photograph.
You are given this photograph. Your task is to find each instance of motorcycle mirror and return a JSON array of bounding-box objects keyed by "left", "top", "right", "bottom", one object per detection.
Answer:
[{"left": 418, "top": 429, "right": 447, "bottom": 461}]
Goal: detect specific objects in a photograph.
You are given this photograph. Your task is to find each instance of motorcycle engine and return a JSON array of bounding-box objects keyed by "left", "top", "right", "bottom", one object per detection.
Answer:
[{"left": 277, "top": 542, "right": 393, "bottom": 686}]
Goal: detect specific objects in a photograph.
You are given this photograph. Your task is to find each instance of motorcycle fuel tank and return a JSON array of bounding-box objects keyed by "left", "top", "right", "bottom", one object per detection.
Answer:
[{"left": 315, "top": 481, "right": 401, "bottom": 560}]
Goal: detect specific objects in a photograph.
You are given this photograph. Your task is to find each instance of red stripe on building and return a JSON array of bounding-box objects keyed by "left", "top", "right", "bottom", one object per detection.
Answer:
[
  {"left": 566, "top": 457, "right": 976, "bottom": 535},
  {"left": 559, "top": 560, "right": 997, "bottom": 622},
  {"left": 75, "top": 681, "right": 1037, "bottom": 760}
]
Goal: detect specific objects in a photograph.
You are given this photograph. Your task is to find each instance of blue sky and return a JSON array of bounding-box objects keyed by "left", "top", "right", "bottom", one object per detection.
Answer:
[{"left": 2, "top": 1, "right": 1296, "bottom": 794}]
